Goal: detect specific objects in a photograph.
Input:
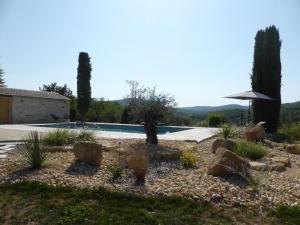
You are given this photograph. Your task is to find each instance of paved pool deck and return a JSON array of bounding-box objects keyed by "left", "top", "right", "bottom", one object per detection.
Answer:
[{"left": 0, "top": 123, "right": 218, "bottom": 143}]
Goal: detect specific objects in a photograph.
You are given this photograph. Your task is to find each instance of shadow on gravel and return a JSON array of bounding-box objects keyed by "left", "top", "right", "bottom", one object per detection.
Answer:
[
  {"left": 1, "top": 167, "right": 36, "bottom": 183},
  {"left": 65, "top": 160, "right": 100, "bottom": 176},
  {"left": 219, "top": 174, "right": 249, "bottom": 188}
]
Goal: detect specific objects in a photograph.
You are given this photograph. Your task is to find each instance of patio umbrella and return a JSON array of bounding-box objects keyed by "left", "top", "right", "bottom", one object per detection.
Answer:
[{"left": 224, "top": 91, "right": 273, "bottom": 123}]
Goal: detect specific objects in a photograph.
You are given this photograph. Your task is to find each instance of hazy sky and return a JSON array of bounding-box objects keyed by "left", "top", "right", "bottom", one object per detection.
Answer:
[{"left": 0, "top": 0, "right": 299, "bottom": 107}]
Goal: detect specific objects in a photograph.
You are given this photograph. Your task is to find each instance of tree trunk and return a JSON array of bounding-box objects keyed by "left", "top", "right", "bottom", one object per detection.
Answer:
[{"left": 144, "top": 120, "right": 158, "bottom": 145}]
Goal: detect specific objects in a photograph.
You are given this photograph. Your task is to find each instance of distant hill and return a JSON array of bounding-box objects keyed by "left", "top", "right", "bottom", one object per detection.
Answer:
[
  {"left": 112, "top": 99, "right": 248, "bottom": 112},
  {"left": 177, "top": 104, "right": 247, "bottom": 114},
  {"left": 111, "top": 99, "right": 300, "bottom": 124}
]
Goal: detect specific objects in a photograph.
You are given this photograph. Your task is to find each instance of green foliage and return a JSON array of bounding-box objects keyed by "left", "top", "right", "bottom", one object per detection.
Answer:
[
  {"left": 251, "top": 25, "right": 282, "bottom": 133},
  {"left": 0, "top": 181, "right": 238, "bottom": 225},
  {"left": 273, "top": 205, "right": 300, "bottom": 225},
  {"left": 76, "top": 130, "right": 96, "bottom": 142},
  {"left": 43, "top": 129, "right": 74, "bottom": 146},
  {"left": 219, "top": 124, "right": 235, "bottom": 139},
  {"left": 58, "top": 205, "right": 90, "bottom": 225},
  {"left": 107, "top": 163, "right": 123, "bottom": 180},
  {"left": 278, "top": 123, "right": 300, "bottom": 143},
  {"left": 125, "top": 80, "right": 176, "bottom": 145},
  {"left": 40, "top": 82, "right": 73, "bottom": 98},
  {"left": 86, "top": 98, "right": 123, "bottom": 123},
  {"left": 77, "top": 52, "right": 92, "bottom": 119},
  {"left": 208, "top": 113, "right": 227, "bottom": 127},
  {"left": 43, "top": 129, "right": 96, "bottom": 146},
  {"left": 233, "top": 140, "right": 268, "bottom": 160},
  {"left": 180, "top": 151, "right": 197, "bottom": 168},
  {"left": 0, "top": 66, "right": 4, "bottom": 85},
  {"left": 197, "top": 119, "right": 208, "bottom": 127},
  {"left": 19, "top": 132, "right": 49, "bottom": 169},
  {"left": 121, "top": 106, "right": 136, "bottom": 124},
  {"left": 247, "top": 176, "right": 262, "bottom": 193},
  {"left": 280, "top": 101, "right": 300, "bottom": 124},
  {"left": 70, "top": 96, "right": 77, "bottom": 122}
]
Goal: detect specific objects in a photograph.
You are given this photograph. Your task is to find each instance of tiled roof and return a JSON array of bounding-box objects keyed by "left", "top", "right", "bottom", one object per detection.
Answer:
[{"left": 0, "top": 87, "right": 70, "bottom": 100}]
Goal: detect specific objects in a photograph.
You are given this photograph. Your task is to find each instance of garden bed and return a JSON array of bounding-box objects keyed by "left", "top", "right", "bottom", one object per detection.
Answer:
[{"left": 1, "top": 138, "right": 299, "bottom": 209}]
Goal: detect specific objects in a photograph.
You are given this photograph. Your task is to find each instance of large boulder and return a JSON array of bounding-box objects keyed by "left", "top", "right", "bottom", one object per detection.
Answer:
[
  {"left": 153, "top": 147, "right": 181, "bottom": 160},
  {"left": 245, "top": 122, "right": 266, "bottom": 142},
  {"left": 73, "top": 142, "right": 102, "bottom": 166},
  {"left": 208, "top": 148, "right": 250, "bottom": 176},
  {"left": 211, "top": 138, "right": 236, "bottom": 153},
  {"left": 271, "top": 156, "right": 291, "bottom": 167}
]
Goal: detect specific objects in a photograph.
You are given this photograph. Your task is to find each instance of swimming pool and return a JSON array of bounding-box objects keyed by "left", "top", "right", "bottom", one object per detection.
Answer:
[{"left": 33, "top": 123, "right": 192, "bottom": 134}]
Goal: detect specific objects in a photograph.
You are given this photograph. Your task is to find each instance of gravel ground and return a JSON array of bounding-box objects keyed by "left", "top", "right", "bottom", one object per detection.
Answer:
[{"left": 0, "top": 138, "right": 299, "bottom": 209}]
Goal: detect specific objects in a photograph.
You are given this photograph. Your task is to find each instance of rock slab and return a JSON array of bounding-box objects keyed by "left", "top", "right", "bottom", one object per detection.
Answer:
[
  {"left": 245, "top": 122, "right": 266, "bottom": 142},
  {"left": 211, "top": 139, "right": 236, "bottom": 153},
  {"left": 285, "top": 144, "right": 300, "bottom": 155},
  {"left": 208, "top": 147, "right": 250, "bottom": 176},
  {"left": 73, "top": 142, "right": 102, "bottom": 166}
]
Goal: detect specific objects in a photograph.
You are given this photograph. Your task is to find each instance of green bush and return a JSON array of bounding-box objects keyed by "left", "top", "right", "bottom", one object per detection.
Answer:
[
  {"left": 180, "top": 151, "right": 197, "bottom": 168},
  {"left": 107, "top": 163, "right": 123, "bottom": 180},
  {"left": 278, "top": 123, "right": 300, "bottom": 143},
  {"left": 233, "top": 141, "right": 268, "bottom": 160},
  {"left": 273, "top": 205, "right": 300, "bottom": 225},
  {"left": 219, "top": 124, "right": 235, "bottom": 139},
  {"left": 19, "top": 132, "right": 49, "bottom": 169},
  {"left": 43, "top": 129, "right": 75, "bottom": 146},
  {"left": 208, "top": 113, "right": 227, "bottom": 127},
  {"left": 43, "top": 129, "right": 96, "bottom": 146},
  {"left": 76, "top": 130, "right": 96, "bottom": 142}
]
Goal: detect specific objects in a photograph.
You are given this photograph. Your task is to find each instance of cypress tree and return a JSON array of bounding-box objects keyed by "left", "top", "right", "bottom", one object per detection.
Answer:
[
  {"left": 0, "top": 67, "right": 4, "bottom": 85},
  {"left": 251, "top": 26, "right": 282, "bottom": 133},
  {"left": 77, "top": 52, "right": 92, "bottom": 119}
]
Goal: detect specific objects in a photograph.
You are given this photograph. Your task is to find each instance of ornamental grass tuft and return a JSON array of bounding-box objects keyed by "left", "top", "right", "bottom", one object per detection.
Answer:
[
  {"left": 19, "top": 131, "right": 49, "bottom": 169},
  {"left": 233, "top": 140, "right": 268, "bottom": 160}
]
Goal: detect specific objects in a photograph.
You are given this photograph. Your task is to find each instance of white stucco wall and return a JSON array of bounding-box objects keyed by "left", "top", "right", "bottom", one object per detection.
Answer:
[{"left": 11, "top": 96, "right": 70, "bottom": 124}]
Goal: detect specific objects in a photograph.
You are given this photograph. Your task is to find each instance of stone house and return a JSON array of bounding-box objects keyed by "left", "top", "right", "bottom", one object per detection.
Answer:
[{"left": 0, "top": 87, "right": 70, "bottom": 124}]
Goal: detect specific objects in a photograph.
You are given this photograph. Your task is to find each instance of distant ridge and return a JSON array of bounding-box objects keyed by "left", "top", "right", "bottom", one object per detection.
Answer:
[
  {"left": 177, "top": 104, "right": 247, "bottom": 114},
  {"left": 111, "top": 99, "right": 248, "bottom": 113}
]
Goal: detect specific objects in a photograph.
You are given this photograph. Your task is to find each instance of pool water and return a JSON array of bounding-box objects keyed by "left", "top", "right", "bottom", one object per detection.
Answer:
[{"left": 33, "top": 123, "right": 191, "bottom": 134}]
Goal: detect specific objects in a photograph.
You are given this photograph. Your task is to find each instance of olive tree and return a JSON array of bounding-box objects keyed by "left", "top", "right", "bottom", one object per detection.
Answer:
[{"left": 125, "top": 80, "right": 176, "bottom": 145}]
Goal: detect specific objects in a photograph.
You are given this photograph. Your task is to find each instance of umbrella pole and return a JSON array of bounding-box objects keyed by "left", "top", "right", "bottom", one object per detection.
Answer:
[{"left": 248, "top": 100, "right": 251, "bottom": 124}]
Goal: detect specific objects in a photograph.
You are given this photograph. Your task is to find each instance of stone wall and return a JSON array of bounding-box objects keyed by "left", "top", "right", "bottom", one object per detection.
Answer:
[{"left": 11, "top": 96, "right": 70, "bottom": 124}]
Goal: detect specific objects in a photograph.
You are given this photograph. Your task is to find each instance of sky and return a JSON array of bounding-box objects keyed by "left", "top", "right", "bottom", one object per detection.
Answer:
[{"left": 0, "top": 0, "right": 299, "bottom": 107}]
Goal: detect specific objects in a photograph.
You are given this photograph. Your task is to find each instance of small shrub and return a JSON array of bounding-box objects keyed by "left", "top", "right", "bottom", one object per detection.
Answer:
[
  {"left": 247, "top": 176, "right": 262, "bottom": 193},
  {"left": 19, "top": 132, "right": 49, "bottom": 169},
  {"left": 278, "top": 123, "right": 300, "bottom": 143},
  {"left": 208, "top": 113, "right": 227, "bottom": 127},
  {"left": 273, "top": 205, "right": 300, "bottom": 225},
  {"left": 197, "top": 120, "right": 208, "bottom": 127},
  {"left": 219, "top": 124, "right": 235, "bottom": 139},
  {"left": 43, "top": 129, "right": 74, "bottom": 146},
  {"left": 58, "top": 205, "right": 90, "bottom": 225},
  {"left": 180, "top": 151, "right": 197, "bottom": 168},
  {"left": 75, "top": 130, "right": 96, "bottom": 142},
  {"left": 107, "top": 163, "right": 123, "bottom": 180},
  {"left": 233, "top": 140, "right": 268, "bottom": 160}
]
